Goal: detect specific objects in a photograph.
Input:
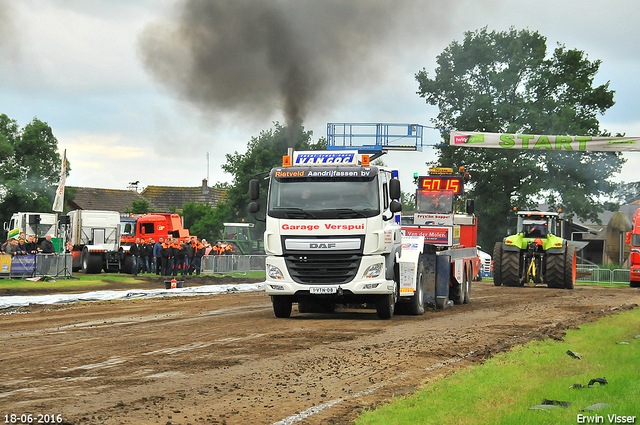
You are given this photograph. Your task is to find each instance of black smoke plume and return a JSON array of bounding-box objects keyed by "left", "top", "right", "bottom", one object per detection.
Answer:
[{"left": 138, "top": 0, "right": 420, "bottom": 144}]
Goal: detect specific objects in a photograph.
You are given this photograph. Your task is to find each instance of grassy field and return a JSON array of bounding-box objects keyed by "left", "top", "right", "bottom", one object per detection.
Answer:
[
  {"left": 357, "top": 307, "right": 640, "bottom": 424},
  {"left": 0, "top": 271, "right": 266, "bottom": 290}
]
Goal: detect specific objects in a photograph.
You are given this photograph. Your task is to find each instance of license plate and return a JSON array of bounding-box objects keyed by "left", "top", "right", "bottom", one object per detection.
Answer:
[{"left": 310, "top": 286, "right": 337, "bottom": 294}]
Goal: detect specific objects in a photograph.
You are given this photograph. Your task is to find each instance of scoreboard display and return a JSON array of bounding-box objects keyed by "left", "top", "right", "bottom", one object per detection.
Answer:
[{"left": 419, "top": 176, "right": 463, "bottom": 195}]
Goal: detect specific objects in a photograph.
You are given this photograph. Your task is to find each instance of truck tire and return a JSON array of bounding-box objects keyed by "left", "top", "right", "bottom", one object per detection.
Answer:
[
  {"left": 82, "top": 249, "right": 102, "bottom": 274},
  {"left": 451, "top": 272, "right": 465, "bottom": 305},
  {"left": 564, "top": 245, "right": 576, "bottom": 289},
  {"left": 407, "top": 260, "right": 426, "bottom": 315},
  {"left": 120, "top": 254, "right": 133, "bottom": 274},
  {"left": 297, "top": 300, "right": 311, "bottom": 313},
  {"left": 377, "top": 279, "right": 397, "bottom": 319},
  {"left": 492, "top": 242, "right": 502, "bottom": 286},
  {"left": 631, "top": 280, "right": 640, "bottom": 288},
  {"left": 545, "top": 252, "right": 564, "bottom": 288},
  {"left": 501, "top": 250, "right": 521, "bottom": 287},
  {"left": 272, "top": 296, "right": 293, "bottom": 318},
  {"left": 463, "top": 264, "right": 471, "bottom": 304}
]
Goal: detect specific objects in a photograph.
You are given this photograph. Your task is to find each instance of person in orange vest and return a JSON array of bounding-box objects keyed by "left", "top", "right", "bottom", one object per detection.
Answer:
[
  {"left": 191, "top": 236, "right": 205, "bottom": 275},
  {"left": 161, "top": 237, "right": 172, "bottom": 276},
  {"left": 170, "top": 238, "right": 180, "bottom": 277}
]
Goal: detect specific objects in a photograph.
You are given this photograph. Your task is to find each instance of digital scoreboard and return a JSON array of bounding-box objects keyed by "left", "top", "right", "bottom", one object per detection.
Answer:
[{"left": 419, "top": 176, "right": 463, "bottom": 195}]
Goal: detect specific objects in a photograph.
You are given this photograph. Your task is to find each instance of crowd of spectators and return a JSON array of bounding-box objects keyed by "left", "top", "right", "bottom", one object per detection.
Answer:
[{"left": 1, "top": 232, "right": 57, "bottom": 256}]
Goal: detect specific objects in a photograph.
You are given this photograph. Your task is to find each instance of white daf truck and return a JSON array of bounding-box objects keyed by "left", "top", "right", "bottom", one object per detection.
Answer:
[{"left": 248, "top": 150, "right": 426, "bottom": 319}]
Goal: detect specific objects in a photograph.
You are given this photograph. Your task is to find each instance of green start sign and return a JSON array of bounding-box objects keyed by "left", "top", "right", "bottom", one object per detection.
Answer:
[{"left": 450, "top": 131, "right": 640, "bottom": 151}]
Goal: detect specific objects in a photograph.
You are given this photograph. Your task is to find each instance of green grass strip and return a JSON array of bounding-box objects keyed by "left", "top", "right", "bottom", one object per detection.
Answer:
[
  {"left": 357, "top": 308, "right": 640, "bottom": 424},
  {"left": 0, "top": 274, "right": 140, "bottom": 290}
]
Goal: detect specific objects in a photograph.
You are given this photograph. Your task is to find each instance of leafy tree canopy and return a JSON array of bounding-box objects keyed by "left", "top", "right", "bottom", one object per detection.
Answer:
[
  {"left": 415, "top": 27, "right": 623, "bottom": 250},
  {"left": 125, "top": 199, "right": 150, "bottom": 215},
  {"left": 0, "top": 114, "right": 67, "bottom": 227}
]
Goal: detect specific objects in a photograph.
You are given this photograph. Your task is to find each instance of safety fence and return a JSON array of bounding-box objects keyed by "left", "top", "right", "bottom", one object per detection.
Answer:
[
  {"left": 576, "top": 265, "right": 630, "bottom": 284},
  {"left": 201, "top": 254, "right": 266, "bottom": 276},
  {"left": 0, "top": 253, "right": 73, "bottom": 279}
]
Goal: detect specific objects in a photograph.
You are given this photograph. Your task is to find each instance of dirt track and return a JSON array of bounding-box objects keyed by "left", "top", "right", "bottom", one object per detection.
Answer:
[{"left": 1, "top": 279, "right": 639, "bottom": 425}]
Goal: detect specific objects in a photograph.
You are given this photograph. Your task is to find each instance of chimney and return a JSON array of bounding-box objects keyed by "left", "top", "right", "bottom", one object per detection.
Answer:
[{"left": 202, "top": 178, "right": 209, "bottom": 195}]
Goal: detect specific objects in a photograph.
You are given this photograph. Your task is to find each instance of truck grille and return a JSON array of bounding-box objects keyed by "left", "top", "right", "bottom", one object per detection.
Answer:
[{"left": 285, "top": 254, "right": 362, "bottom": 285}]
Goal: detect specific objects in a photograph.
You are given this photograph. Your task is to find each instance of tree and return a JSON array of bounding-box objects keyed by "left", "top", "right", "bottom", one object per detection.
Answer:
[
  {"left": 125, "top": 199, "right": 150, "bottom": 215},
  {"left": 415, "top": 27, "right": 623, "bottom": 250},
  {"left": 222, "top": 122, "right": 325, "bottom": 224},
  {"left": 182, "top": 201, "right": 234, "bottom": 241},
  {"left": 181, "top": 123, "right": 324, "bottom": 240},
  {"left": 0, "top": 114, "right": 66, "bottom": 226}
]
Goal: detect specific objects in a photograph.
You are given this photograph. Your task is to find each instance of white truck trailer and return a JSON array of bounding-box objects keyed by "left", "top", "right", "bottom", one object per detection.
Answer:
[{"left": 67, "top": 209, "right": 128, "bottom": 274}]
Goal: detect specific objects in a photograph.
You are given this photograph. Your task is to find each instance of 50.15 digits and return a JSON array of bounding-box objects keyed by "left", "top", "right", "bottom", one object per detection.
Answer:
[
  {"left": 4, "top": 414, "right": 62, "bottom": 424},
  {"left": 420, "top": 177, "right": 462, "bottom": 194}
]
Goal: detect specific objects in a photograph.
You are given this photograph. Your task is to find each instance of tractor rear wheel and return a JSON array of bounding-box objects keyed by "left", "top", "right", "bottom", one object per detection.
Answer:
[
  {"left": 564, "top": 245, "right": 576, "bottom": 289},
  {"left": 492, "top": 242, "right": 502, "bottom": 286},
  {"left": 545, "top": 252, "right": 565, "bottom": 288},
  {"left": 501, "top": 250, "right": 521, "bottom": 287}
]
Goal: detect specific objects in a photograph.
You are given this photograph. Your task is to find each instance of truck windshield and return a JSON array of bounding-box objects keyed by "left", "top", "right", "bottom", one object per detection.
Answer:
[
  {"left": 120, "top": 221, "right": 136, "bottom": 237},
  {"left": 268, "top": 179, "right": 380, "bottom": 219},
  {"left": 416, "top": 191, "right": 454, "bottom": 214}
]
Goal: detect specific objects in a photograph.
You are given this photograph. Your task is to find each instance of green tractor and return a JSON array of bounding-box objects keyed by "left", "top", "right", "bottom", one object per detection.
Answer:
[
  {"left": 217, "top": 222, "right": 265, "bottom": 255},
  {"left": 493, "top": 211, "right": 576, "bottom": 289}
]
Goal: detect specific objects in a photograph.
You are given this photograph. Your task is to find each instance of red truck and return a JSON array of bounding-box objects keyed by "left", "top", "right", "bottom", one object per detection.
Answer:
[
  {"left": 120, "top": 212, "right": 191, "bottom": 245},
  {"left": 625, "top": 208, "right": 640, "bottom": 287},
  {"left": 400, "top": 166, "right": 480, "bottom": 309}
]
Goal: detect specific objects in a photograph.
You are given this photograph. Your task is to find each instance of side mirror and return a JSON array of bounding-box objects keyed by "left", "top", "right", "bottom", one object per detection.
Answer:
[
  {"left": 249, "top": 202, "right": 260, "bottom": 214},
  {"left": 389, "top": 179, "right": 401, "bottom": 200},
  {"left": 249, "top": 179, "right": 260, "bottom": 201},
  {"left": 466, "top": 199, "right": 475, "bottom": 215},
  {"left": 390, "top": 200, "right": 402, "bottom": 213}
]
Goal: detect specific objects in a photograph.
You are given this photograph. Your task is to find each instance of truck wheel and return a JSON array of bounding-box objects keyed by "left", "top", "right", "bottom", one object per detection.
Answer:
[
  {"left": 82, "top": 249, "right": 102, "bottom": 274},
  {"left": 407, "top": 260, "right": 426, "bottom": 315},
  {"left": 545, "top": 252, "right": 564, "bottom": 288},
  {"left": 376, "top": 293, "right": 396, "bottom": 319},
  {"left": 501, "top": 250, "right": 521, "bottom": 287},
  {"left": 631, "top": 281, "right": 640, "bottom": 288},
  {"left": 492, "top": 242, "right": 502, "bottom": 286},
  {"left": 272, "top": 296, "right": 293, "bottom": 318},
  {"left": 463, "top": 265, "right": 471, "bottom": 304},
  {"left": 564, "top": 245, "right": 576, "bottom": 289},
  {"left": 120, "top": 254, "right": 133, "bottom": 274},
  {"left": 297, "top": 300, "right": 311, "bottom": 313},
  {"left": 451, "top": 270, "right": 466, "bottom": 305}
]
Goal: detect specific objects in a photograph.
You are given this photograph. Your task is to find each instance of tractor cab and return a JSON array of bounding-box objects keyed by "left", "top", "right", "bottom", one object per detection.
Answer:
[{"left": 517, "top": 211, "right": 558, "bottom": 239}]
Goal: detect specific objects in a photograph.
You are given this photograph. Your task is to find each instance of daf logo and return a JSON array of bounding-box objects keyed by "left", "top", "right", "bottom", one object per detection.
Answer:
[{"left": 309, "top": 243, "right": 336, "bottom": 249}]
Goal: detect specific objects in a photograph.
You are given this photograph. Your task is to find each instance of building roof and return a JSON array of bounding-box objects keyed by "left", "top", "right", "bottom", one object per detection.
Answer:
[
  {"left": 67, "top": 186, "right": 152, "bottom": 212},
  {"left": 66, "top": 180, "right": 227, "bottom": 214},
  {"left": 140, "top": 181, "right": 227, "bottom": 212}
]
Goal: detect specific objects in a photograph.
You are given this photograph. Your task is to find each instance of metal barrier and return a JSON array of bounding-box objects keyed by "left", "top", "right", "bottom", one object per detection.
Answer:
[
  {"left": 576, "top": 266, "right": 630, "bottom": 284},
  {"left": 201, "top": 255, "right": 266, "bottom": 276},
  {"left": 0, "top": 253, "right": 73, "bottom": 279}
]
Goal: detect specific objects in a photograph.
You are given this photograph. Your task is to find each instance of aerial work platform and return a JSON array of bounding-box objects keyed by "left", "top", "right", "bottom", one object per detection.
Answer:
[{"left": 327, "top": 123, "right": 424, "bottom": 158}]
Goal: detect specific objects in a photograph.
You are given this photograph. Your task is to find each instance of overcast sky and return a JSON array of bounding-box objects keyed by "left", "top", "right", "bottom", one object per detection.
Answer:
[{"left": 2, "top": 0, "right": 639, "bottom": 195}]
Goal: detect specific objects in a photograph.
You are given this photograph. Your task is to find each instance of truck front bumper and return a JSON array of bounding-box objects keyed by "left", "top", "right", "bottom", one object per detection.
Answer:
[{"left": 263, "top": 255, "right": 395, "bottom": 297}]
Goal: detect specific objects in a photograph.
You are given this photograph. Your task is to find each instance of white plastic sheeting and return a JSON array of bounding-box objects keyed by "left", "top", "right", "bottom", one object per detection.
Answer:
[{"left": 0, "top": 282, "right": 265, "bottom": 310}]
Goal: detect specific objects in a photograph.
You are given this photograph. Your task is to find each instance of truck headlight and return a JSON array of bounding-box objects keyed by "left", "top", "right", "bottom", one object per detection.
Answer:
[
  {"left": 363, "top": 263, "right": 383, "bottom": 279},
  {"left": 267, "top": 264, "right": 284, "bottom": 280}
]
